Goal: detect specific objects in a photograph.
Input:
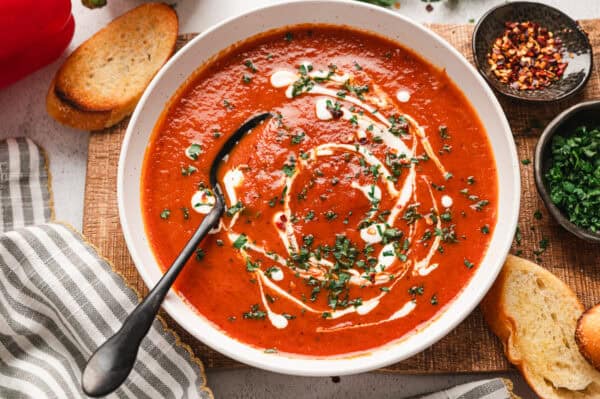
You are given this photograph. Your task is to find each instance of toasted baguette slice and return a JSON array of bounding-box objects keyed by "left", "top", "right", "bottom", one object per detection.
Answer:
[
  {"left": 577, "top": 304, "right": 600, "bottom": 372},
  {"left": 49, "top": 3, "right": 177, "bottom": 129},
  {"left": 46, "top": 79, "right": 112, "bottom": 131},
  {"left": 481, "top": 255, "right": 600, "bottom": 399}
]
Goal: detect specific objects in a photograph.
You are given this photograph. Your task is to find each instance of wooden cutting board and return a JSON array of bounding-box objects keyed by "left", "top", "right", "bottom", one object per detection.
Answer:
[{"left": 83, "top": 22, "right": 600, "bottom": 372}]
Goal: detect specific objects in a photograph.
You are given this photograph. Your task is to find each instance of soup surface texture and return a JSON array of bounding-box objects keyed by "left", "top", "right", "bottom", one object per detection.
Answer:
[{"left": 142, "top": 25, "right": 498, "bottom": 356}]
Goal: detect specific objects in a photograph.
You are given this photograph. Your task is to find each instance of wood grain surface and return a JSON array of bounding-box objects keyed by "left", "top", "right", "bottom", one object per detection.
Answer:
[{"left": 83, "top": 23, "right": 600, "bottom": 372}]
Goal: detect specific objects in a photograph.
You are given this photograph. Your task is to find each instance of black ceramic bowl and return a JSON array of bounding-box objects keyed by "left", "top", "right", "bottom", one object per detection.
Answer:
[
  {"left": 472, "top": 1, "right": 593, "bottom": 102},
  {"left": 535, "top": 100, "right": 600, "bottom": 243}
]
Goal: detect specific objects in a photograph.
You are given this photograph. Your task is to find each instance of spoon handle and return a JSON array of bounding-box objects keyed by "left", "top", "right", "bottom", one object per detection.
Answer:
[{"left": 82, "top": 199, "right": 224, "bottom": 397}]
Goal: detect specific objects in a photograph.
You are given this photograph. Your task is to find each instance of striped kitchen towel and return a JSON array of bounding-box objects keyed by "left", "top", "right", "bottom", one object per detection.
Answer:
[
  {"left": 0, "top": 138, "right": 212, "bottom": 399},
  {"left": 413, "top": 378, "right": 518, "bottom": 399}
]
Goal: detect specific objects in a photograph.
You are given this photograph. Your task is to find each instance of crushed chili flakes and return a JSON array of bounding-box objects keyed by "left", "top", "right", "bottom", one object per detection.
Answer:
[{"left": 487, "top": 21, "right": 568, "bottom": 90}]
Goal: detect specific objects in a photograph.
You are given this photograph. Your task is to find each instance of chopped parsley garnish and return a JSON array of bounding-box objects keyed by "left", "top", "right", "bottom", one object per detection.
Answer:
[
  {"left": 439, "top": 125, "right": 450, "bottom": 139},
  {"left": 160, "top": 209, "right": 171, "bottom": 219},
  {"left": 242, "top": 74, "right": 252, "bottom": 84},
  {"left": 298, "top": 63, "right": 313, "bottom": 75},
  {"left": 402, "top": 204, "right": 422, "bottom": 224},
  {"left": 324, "top": 210, "right": 338, "bottom": 220},
  {"left": 382, "top": 226, "right": 403, "bottom": 244},
  {"left": 354, "top": 61, "right": 363, "bottom": 70},
  {"left": 181, "top": 207, "right": 190, "bottom": 220},
  {"left": 226, "top": 201, "right": 244, "bottom": 217},
  {"left": 233, "top": 234, "right": 248, "bottom": 249},
  {"left": 440, "top": 144, "right": 452, "bottom": 154},
  {"left": 282, "top": 162, "right": 296, "bottom": 177},
  {"left": 290, "top": 75, "right": 314, "bottom": 97},
  {"left": 244, "top": 59, "right": 257, "bottom": 73},
  {"left": 408, "top": 284, "right": 424, "bottom": 297},
  {"left": 265, "top": 266, "right": 279, "bottom": 278},
  {"left": 421, "top": 230, "right": 433, "bottom": 242},
  {"left": 280, "top": 185, "right": 288, "bottom": 204},
  {"left": 268, "top": 197, "right": 278, "bottom": 207},
  {"left": 186, "top": 143, "right": 202, "bottom": 160},
  {"left": 303, "top": 234, "right": 314, "bottom": 247},
  {"left": 464, "top": 259, "right": 475, "bottom": 269},
  {"left": 434, "top": 225, "right": 458, "bottom": 243},
  {"left": 481, "top": 224, "right": 490, "bottom": 234},
  {"left": 388, "top": 115, "right": 409, "bottom": 137},
  {"left": 514, "top": 226, "right": 522, "bottom": 246},
  {"left": 291, "top": 131, "right": 306, "bottom": 144},
  {"left": 380, "top": 287, "right": 390, "bottom": 292},
  {"left": 223, "top": 99, "right": 234, "bottom": 110},
  {"left": 305, "top": 210, "right": 315, "bottom": 221},
  {"left": 195, "top": 248, "right": 205, "bottom": 261},
  {"left": 467, "top": 176, "right": 475, "bottom": 185},
  {"left": 430, "top": 295, "right": 438, "bottom": 305},
  {"left": 246, "top": 258, "right": 260, "bottom": 271},
  {"left": 440, "top": 210, "right": 452, "bottom": 222},
  {"left": 533, "top": 237, "right": 550, "bottom": 256},
  {"left": 343, "top": 81, "right": 369, "bottom": 100},
  {"left": 326, "top": 100, "right": 343, "bottom": 119},
  {"left": 545, "top": 126, "right": 599, "bottom": 232},
  {"left": 181, "top": 165, "right": 197, "bottom": 176},
  {"left": 243, "top": 304, "right": 266, "bottom": 320},
  {"left": 471, "top": 200, "right": 490, "bottom": 211},
  {"left": 444, "top": 172, "right": 454, "bottom": 181},
  {"left": 521, "top": 158, "right": 531, "bottom": 165},
  {"left": 534, "top": 209, "right": 542, "bottom": 220},
  {"left": 284, "top": 32, "right": 293, "bottom": 42}
]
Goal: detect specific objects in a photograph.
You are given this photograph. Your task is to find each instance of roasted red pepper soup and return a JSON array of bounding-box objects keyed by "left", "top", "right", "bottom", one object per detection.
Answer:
[{"left": 142, "top": 25, "right": 498, "bottom": 356}]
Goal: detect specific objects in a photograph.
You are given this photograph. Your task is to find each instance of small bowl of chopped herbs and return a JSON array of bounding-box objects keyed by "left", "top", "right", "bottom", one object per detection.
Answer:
[
  {"left": 535, "top": 100, "right": 600, "bottom": 242},
  {"left": 472, "top": 2, "right": 592, "bottom": 102}
]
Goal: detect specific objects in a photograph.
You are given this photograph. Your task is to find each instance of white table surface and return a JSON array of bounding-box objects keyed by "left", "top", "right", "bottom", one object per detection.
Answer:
[{"left": 2, "top": 0, "right": 598, "bottom": 397}]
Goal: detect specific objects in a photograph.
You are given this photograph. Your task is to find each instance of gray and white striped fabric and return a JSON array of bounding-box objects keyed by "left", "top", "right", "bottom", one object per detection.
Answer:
[
  {"left": 414, "top": 379, "right": 514, "bottom": 399},
  {"left": 0, "top": 138, "right": 52, "bottom": 231},
  {"left": 0, "top": 138, "right": 212, "bottom": 399}
]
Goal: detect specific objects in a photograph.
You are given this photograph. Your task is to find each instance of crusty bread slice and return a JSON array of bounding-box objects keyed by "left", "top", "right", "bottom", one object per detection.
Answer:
[
  {"left": 50, "top": 3, "right": 177, "bottom": 129},
  {"left": 46, "top": 79, "right": 112, "bottom": 131},
  {"left": 481, "top": 255, "right": 600, "bottom": 399},
  {"left": 576, "top": 304, "right": 600, "bottom": 372}
]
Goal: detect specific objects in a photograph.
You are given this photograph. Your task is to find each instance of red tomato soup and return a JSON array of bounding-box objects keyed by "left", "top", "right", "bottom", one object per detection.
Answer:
[{"left": 142, "top": 25, "right": 498, "bottom": 356}]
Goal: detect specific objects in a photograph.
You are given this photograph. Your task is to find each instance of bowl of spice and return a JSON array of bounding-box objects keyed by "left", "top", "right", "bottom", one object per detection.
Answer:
[
  {"left": 535, "top": 100, "right": 600, "bottom": 243},
  {"left": 472, "top": 1, "right": 592, "bottom": 102}
]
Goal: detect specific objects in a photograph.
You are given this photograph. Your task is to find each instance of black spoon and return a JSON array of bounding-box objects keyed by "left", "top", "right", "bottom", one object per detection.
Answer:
[{"left": 82, "top": 112, "right": 272, "bottom": 397}]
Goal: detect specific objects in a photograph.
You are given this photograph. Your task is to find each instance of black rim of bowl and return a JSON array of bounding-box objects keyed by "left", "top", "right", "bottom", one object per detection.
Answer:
[
  {"left": 534, "top": 100, "right": 600, "bottom": 243},
  {"left": 472, "top": 1, "right": 593, "bottom": 103}
]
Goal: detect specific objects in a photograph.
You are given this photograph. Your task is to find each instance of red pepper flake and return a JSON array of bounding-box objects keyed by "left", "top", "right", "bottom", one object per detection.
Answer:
[{"left": 487, "top": 21, "right": 568, "bottom": 91}]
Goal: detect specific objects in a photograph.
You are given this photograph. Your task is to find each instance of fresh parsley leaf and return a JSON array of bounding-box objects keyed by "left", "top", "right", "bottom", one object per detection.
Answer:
[
  {"left": 160, "top": 209, "right": 171, "bottom": 219},
  {"left": 233, "top": 234, "right": 248, "bottom": 249}
]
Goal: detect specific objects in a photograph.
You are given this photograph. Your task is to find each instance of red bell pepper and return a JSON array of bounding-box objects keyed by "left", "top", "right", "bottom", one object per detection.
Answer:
[{"left": 0, "top": 0, "right": 75, "bottom": 89}]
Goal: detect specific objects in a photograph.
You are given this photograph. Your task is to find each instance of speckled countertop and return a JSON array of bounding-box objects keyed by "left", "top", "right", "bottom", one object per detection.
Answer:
[{"left": 2, "top": 1, "right": 598, "bottom": 397}]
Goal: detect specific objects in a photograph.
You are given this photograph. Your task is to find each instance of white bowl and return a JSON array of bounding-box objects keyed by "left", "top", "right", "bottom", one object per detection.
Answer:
[{"left": 118, "top": 0, "right": 520, "bottom": 376}]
